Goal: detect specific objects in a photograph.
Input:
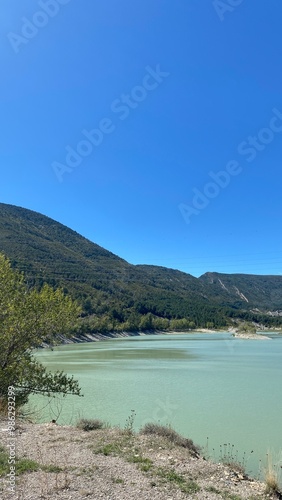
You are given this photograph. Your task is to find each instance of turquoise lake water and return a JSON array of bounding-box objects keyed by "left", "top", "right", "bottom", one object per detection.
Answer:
[{"left": 33, "top": 332, "right": 282, "bottom": 480}]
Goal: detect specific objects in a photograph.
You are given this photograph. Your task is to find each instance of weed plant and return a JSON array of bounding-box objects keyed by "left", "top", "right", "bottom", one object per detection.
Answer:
[
  {"left": 123, "top": 410, "right": 136, "bottom": 435},
  {"left": 264, "top": 451, "right": 282, "bottom": 497}
]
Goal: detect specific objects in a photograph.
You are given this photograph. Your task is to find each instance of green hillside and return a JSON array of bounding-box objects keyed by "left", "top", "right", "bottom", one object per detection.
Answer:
[
  {"left": 199, "top": 272, "right": 282, "bottom": 310},
  {"left": 0, "top": 203, "right": 281, "bottom": 333}
]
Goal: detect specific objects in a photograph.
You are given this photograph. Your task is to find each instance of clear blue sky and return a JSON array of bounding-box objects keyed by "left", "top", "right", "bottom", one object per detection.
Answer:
[{"left": 1, "top": 0, "right": 282, "bottom": 277}]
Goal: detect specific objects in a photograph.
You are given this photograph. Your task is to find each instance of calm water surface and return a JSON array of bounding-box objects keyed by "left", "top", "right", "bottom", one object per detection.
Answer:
[{"left": 33, "top": 332, "right": 282, "bottom": 478}]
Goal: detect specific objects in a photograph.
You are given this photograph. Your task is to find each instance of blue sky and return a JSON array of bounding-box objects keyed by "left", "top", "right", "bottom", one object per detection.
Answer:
[{"left": 1, "top": 0, "right": 282, "bottom": 277}]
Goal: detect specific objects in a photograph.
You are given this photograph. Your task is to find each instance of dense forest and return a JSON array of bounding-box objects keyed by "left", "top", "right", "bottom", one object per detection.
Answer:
[{"left": 0, "top": 202, "right": 281, "bottom": 335}]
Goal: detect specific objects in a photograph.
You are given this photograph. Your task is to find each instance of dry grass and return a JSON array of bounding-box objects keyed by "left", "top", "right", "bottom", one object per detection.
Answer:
[
  {"left": 76, "top": 418, "right": 106, "bottom": 431},
  {"left": 264, "top": 451, "right": 282, "bottom": 497},
  {"left": 140, "top": 423, "right": 200, "bottom": 457}
]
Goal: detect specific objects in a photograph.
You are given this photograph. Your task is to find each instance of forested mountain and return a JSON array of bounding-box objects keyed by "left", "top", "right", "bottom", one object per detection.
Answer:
[
  {"left": 0, "top": 203, "right": 281, "bottom": 333},
  {"left": 200, "top": 272, "right": 282, "bottom": 310}
]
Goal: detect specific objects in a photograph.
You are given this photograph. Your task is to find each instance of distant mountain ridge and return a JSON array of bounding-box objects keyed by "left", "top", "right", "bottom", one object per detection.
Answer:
[
  {"left": 200, "top": 272, "right": 282, "bottom": 310},
  {"left": 0, "top": 202, "right": 281, "bottom": 332}
]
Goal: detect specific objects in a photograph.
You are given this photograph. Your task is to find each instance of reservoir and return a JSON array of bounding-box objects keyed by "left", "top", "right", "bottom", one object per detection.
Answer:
[{"left": 33, "top": 332, "right": 282, "bottom": 480}]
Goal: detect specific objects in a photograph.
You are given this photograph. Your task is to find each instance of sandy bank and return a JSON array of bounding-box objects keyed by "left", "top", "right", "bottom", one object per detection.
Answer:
[{"left": 232, "top": 333, "right": 271, "bottom": 340}]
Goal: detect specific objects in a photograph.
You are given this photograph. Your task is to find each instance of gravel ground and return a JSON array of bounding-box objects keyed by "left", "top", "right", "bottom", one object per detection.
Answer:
[{"left": 0, "top": 419, "right": 278, "bottom": 500}]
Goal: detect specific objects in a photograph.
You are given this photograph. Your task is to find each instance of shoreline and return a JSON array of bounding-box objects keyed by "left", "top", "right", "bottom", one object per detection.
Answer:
[
  {"left": 53, "top": 327, "right": 282, "bottom": 345},
  {"left": 0, "top": 418, "right": 278, "bottom": 499},
  {"left": 232, "top": 332, "right": 272, "bottom": 340},
  {"left": 53, "top": 328, "right": 226, "bottom": 345}
]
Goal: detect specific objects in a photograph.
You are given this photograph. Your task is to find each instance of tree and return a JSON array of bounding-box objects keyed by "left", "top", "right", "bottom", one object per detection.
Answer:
[
  {"left": 0, "top": 254, "right": 82, "bottom": 408},
  {"left": 237, "top": 322, "right": 257, "bottom": 334},
  {"left": 139, "top": 313, "right": 153, "bottom": 331}
]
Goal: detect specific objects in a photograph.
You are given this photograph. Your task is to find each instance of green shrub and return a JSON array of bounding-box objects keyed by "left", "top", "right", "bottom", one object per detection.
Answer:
[
  {"left": 156, "top": 467, "right": 200, "bottom": 493},
  {"left": 16, "top": 458, "right": 40, "bottom": 474},
  {"left": 76, "top": 418, "right": 105, "bottom": 431},
  {"left": 0, "top": 445, "right": 9, "bottom": 476},
  {"left": 128, "top": 455, "right": 153, "bottom": 472},
  {"left": 0, "top": 446, "right": 40, "bottom": 476},
  {"left": 98, "top": 443, "right": 121, "bottom": 456}
]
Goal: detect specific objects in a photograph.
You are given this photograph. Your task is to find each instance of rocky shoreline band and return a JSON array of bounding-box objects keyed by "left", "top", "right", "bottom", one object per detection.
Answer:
[{"left": 49, "top": 328, "right": 280, "bottom": 345}]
